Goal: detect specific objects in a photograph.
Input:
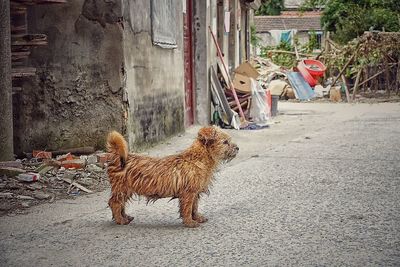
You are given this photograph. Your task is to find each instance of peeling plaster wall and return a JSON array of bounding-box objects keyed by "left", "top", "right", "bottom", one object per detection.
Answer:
[
  {"left": 14, "top": 0, "right": 125, "bottom": 154},
  {"left": 122, "top": 1, "right": 185, "bottom": 150}
]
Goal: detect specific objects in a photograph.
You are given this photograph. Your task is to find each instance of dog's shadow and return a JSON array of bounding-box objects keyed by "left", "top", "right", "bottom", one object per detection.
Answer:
[{"left": 99, "top": 220, "right": 197, "bottom": 231}]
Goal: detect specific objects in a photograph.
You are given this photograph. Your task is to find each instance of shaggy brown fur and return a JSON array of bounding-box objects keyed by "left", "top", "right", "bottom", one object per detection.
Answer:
[{"left": 106, "top": 126, "right": 239, "bottom": 228}]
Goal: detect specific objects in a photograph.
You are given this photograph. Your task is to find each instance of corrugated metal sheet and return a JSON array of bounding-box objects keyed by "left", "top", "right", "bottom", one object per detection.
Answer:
[{"left": 287, "top": 72, "right": 316, "bottom": 100}]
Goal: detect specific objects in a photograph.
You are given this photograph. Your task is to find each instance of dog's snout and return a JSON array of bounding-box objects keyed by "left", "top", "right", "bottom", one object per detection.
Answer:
[{"left": 235, "top": 146, "right": 239, "bottom": 151}]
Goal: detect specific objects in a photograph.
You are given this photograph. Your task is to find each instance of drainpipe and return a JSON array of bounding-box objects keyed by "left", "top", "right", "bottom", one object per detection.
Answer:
[{"left": 0, "top": 0, "right": 14, "bottom": 160}]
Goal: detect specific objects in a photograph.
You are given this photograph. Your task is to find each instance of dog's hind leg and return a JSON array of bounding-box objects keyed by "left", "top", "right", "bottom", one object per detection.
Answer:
[
  {"left": 192, "top": 194, "right": 208, "bottom": 223},
  {"left": 121, "top": 205, "right": 134, "bottom": 223},
  {"left": 109, "top": 193, "right": 131, "bottom": 225},
  {"left": 179, "top": 193, "right": 200, "bottom": 228}
]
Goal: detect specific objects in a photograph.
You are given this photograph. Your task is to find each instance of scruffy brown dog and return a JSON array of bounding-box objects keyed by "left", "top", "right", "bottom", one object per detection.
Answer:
[{"left": 106, "top": 126, "right": 238, "bottom": 228}]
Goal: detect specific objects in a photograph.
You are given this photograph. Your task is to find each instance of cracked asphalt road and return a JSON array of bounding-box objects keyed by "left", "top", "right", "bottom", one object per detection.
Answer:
[{"left": 1, "top": 102, "right": 399, "bottom": 266}]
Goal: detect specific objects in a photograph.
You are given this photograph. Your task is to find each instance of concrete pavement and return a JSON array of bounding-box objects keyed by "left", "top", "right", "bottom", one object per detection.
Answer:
[{"left": 1, "top": 102, "right": 399, "bottom": 266}]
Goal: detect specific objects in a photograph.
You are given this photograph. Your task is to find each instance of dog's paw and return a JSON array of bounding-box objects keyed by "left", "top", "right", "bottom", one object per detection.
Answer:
[
  {"left": 115, "top": 218, "right": 131, "bottom": 225},
  {"left": 124, "top": 215, "right": 134, "bottom": 223},
  {"left": 194, "top": 215, "right": 208, "bottom": 223},
  {"left": 184, "top": 220, "right": 200, "bottom": 228}
]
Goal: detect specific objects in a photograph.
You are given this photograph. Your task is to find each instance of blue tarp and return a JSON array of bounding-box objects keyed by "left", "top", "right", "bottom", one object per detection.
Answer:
[
  {"left": 287, "top": 72, "right": 316, "bottom": 100},
  {"left": 280, "top": 30, "right": 292, "bottom": 44}
]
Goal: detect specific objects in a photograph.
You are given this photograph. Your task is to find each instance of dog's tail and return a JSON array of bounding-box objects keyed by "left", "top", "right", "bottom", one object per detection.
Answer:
[{"left": 106, "top": 131, "right": 128, "bottom": 168}]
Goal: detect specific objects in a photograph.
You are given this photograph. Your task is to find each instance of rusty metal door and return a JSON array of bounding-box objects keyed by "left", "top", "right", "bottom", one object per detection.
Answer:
[{"left": 183, "top": 0, "right": 194, "bottom": 125}]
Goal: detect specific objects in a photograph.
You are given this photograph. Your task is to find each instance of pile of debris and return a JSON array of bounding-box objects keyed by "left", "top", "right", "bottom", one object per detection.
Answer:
[
  {"left": 0, "top": 147, "right": 109, "bottom": 216},
  {"left": 321, "top": 31, "right": 400, "bottom": 102},
  {"left": 253, "top": 31, "right": 400, "bottom": 104},
  {"left": 209, "top": 27, "right": 271, "bottom": 130}
]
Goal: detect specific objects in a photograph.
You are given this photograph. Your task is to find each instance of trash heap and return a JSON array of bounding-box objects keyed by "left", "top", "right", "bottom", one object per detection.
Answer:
[
  {"left": 321, "top": 31, "right": 400, "bottom": 102},
  {"left": 254, "top": 31, "right": 400, "bottom": 104},
  {"left": 0, "top": 147, "right": 109, "bottom": 216}
]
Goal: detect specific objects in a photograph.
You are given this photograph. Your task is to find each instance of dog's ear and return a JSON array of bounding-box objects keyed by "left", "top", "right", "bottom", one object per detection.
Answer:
[{"left": 198, "top": 126, "right": 217, "bottom": 145}]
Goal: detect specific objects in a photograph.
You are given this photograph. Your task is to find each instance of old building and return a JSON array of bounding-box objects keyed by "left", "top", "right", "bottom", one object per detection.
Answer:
[
  {"left": 0, "top": 0, "right": 259, "bottom": 158},
  {"left": 254, "top": 0, "right": 324, "bottom": 52}
]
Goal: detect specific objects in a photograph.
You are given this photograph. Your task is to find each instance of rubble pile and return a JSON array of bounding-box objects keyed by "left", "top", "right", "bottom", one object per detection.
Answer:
[
  {"left": 0, "top": 149, "right": 109, "bottom": 216},
  {"left": 252, "top": 31, "right": 400, "bottom": 105}
]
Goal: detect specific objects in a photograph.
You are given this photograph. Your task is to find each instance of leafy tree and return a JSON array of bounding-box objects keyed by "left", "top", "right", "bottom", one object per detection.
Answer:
[
  {"left": 255, "top": 0, "right": 284, "bottom": 16},
  {"left": 301, "top": 0, "right": 400, "bottom": 44}
]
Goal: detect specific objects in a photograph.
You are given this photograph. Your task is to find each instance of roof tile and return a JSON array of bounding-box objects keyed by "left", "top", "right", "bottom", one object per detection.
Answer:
[{"left": 254, "top": 15, "right": 322, "bottom": 31}]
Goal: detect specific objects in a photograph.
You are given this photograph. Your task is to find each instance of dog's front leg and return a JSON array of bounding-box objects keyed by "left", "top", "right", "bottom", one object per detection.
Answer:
[
  {"left": 192, "top": 195, "right": 208, "bottom": 223},
  {"left": 179, "top": 193, "right": 200, "bottom": 228},
  {"left": 109, "top": 193, "right": 131, "bottom": 225}
]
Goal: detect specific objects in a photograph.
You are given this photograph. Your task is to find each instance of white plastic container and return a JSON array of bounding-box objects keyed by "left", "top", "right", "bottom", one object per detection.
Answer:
[{"left": 17, "top": 172, "right": 40, "bottom": 182}]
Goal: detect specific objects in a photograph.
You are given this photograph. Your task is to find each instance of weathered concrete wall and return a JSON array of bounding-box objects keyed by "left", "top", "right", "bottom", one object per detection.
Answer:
[
  {"left": 0, "top": 0, "right": 14, "bottom": 160},
  {"left": 193, "top": 0, "right": 218, "bottom": 125},
  {"left": 122, "top": 0, "right": 185, "bottom": 150},
  {"left": 14, "top": 0, "right": 125, "bottom": 154}
]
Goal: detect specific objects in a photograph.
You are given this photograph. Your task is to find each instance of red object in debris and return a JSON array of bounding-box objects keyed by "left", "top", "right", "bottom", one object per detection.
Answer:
[
  {"left": 33, "top": 150, "right": 52, "bottom": 159},
  {"left": 266, "top": 89, "right": 272, "bottom": 116},
  {"left": 96, "top": 153, "right": 109, "bottom": 167},
  {"left": 297, "top": 59, "right": 326, "bottom": 87},
  {"left": 297, "top": 62, "right": 318, "bottom": 87},
  {"left": 17, "top": 172, "right": 40, "bottom": 182},
  {"left": 302, "top": 59, "right": 326, "bottom": 77},
  {"left": 59, "top": 153, "right": 84, "bottom": 169}
]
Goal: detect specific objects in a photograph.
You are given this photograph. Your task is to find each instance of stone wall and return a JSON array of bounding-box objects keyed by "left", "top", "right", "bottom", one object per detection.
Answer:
[
  {"left": 122, "top": 0, "right": 185, "bottom": 150},
  {"left": 14, "top": 0, "right": 124, "bottom": 155}
]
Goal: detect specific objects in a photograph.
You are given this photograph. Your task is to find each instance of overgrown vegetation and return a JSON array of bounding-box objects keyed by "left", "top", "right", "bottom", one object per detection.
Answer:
[
  {"left": 255, "top": 0, "right": 284, "bottom": 16},
  {"left": 302, "top": 0, "right": 400, "bottom": 44},
  {"left": 322, "top": 32, "right": 400, "bottom": 78},
  {"left": 260, "top": 41, "right": 297, "bottom": 68},
  {"left": 259, "top": 35, "right": 320, "bottom": 68}
]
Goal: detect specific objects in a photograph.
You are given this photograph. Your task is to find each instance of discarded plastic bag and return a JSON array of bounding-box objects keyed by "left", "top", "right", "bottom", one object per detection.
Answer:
[{"left": 249, "top": 78, "right": 270, "bottom": 124}]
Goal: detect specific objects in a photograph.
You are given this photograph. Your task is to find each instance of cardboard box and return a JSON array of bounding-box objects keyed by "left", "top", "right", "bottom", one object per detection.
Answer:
[
  {"left": 233, "top": 73, "right": 252, "bottom": 94},
  {"left": 329, "top": 86, "right": 342, "bottom": 102},
  {"left": 234, "top": 61, "right": 260, "bottom": 79},
  {"left": 232, "top": 61, "right": 260, "bottom": 94}
]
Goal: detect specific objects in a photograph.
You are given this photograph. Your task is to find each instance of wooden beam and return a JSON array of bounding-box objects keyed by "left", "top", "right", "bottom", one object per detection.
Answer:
[
  {"left": 357, "top": 64, "right": 397, "bottom": 88},
  {"left": 11, "top": 0, "right": 67, "bottom": 5},
  {"left": 341, "top": 75, "right": 351, "bottom": 102},
  {"left": 331, "top": 47, "right": 359, "bottom": 86},
  {"left": 51, "top": 146, "right": 95, "bottom": 156},
  {"left": 11, "top": 34, "right": 47, "bottom": 46},
  {"left": 351, "top": 69, "right": 362, "bottom": 101},
  {"left": 265, "top": 50, "right": 314, "bottom": 57},
  {"left": 12, "top": 50, "right": 30, "bottom": 61},
  {"left": 11, "top": 67, "right": 36, "bottom": 78}
]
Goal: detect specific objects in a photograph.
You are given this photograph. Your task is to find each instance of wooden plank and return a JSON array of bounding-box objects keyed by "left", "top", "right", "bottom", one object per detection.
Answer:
[
  {"left": 62, "top": 178, "right": 93, "bottom": 194},
  {"left": 351, "top": 69, "right": 362, "bottom": 101},
  {"left": 11, "top": 34, "right": 47, "bottom": 46},
  {"left": 12, "top": 67, "right": 36, "bottom": 78},
  {"left": 0, "top": 161, "right": 23, "bottom": 168},
  {"left": 264, "top": 50, "right": 313, "bottom": 57},
  {"left": 341, "top": 75, "right": 351, "bottom": 102},
  {"left": 12, "top": 50, "right": 30, "bottom": 61},
  {"left": 11, "top": 25, "right": 27, "bottom": 34},
  {"left": 357, "top": 64, "right": 397, "bottom": 88},
  {"left": 11, "top": 0, "right": 67, "bottom": 5},
  {"left": 209, "top": 26, "right": 247, "bottom": 126},
  {"left": 332, "top": 46, "right": 360, "bottom": 86},
  {"left": 51, "top": 146, "right": 95, "bottom": 156},
  {"left": 210, "top": 66, "right": 236, "bottom": 126}
]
